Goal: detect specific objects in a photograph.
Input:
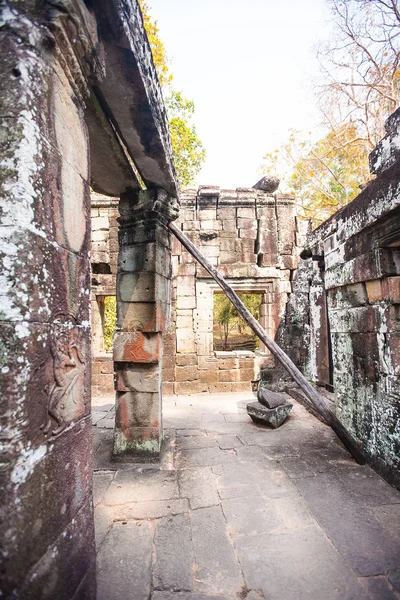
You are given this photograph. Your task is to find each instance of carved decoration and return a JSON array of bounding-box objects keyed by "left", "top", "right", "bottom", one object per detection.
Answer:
[{"left": 38, "top": 318, "right": 86, "bottom": 436}]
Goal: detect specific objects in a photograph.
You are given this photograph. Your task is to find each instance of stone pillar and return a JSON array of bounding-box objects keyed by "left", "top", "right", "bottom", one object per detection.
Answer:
[
  {"left": 113, "top": 189, "right": 177, "bottom": 459},
  {"left": 0, "top": 5, "right": 95, "bottom": 597}
]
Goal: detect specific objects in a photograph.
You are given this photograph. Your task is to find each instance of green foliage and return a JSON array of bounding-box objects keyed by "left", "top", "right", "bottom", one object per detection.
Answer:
[
  {"left": 214, "top": 293, "right": 261, "bottom": 351},
  {"left": 138, "top": 1, "right": 206, "bottom": 187},
  {"left": 138, "top": 1, "right": 172, "bottom": 87},
  {"left": 261, "top": 123, "right": 370, "bottom": 225},
  {"left": 103, "top": 296, "right": 116, "bottom": 353},
  {"left": 166, "top": 91, "right": 206, "bottom": 188}
]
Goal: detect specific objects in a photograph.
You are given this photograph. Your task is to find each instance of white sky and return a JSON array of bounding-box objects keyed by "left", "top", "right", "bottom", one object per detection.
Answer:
[{"left": 149, "top": 0, "right": 331, "bottom": 189}]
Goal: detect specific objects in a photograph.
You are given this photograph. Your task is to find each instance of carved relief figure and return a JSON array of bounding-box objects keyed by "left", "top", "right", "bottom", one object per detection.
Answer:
[{"left": 41, "top": 327, "right": 86, "bottom": 436}]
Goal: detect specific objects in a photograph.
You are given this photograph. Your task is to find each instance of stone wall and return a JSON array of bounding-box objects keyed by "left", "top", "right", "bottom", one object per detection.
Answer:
[
  {"left": 0, "top": 4, "right": 95, "bottom": 597},
  {"left": 1, "top": 0, "right": 178, "bottom": 596},
  {"left": 91, "top": 194, "right": 118, "bottom": 397},
  {"left": 162, "top": 186, "right": 306, "bottom": 395},
  {"left": 279, "top": 109, "right": 400, "bottom": 488}
]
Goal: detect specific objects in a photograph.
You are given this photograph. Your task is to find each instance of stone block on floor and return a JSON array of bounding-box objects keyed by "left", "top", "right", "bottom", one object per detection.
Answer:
[{"left": 247, "top": 401, "right": 293, "bottom": 428}]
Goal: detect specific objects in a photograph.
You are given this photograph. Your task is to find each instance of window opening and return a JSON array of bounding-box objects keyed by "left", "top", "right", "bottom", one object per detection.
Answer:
[
  {"left": 213, "top": 292, "right": 263, "bottom": 351},
  {"left": 102, "top": 295, "right": 116, "bottom": 353}
]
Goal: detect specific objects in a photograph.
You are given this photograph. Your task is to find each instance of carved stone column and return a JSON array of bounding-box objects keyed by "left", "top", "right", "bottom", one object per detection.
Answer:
[{"left": 113, "top": 188, "right": 179, "bottom": 459}]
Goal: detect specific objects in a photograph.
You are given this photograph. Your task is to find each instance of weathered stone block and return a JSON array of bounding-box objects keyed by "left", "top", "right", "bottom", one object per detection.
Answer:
[
  {"left": 366, "top": 279, "right": 384, "bottom": 303},
  {"left": 174, "top": 381, "right": 209, "bottom": 395},
  {"left": 219, "top": 251, "right": 241, "bottom": 264},
  {"left": 117, "top": 301, "right": 169, "bottom": 332},
  {"left": 118, "top": 272, "right": 169, "bottom": 303},
  {"left": 237, "top": 206, "right": 256, "bottom": 219},
  {"left": 113, "top": 332, "right": 161, "bottom": 363},
  {"left": 219, "top": 369, "right": 240, "bottom": 382},
  {"left": 176, "top": 275, "right": 196, "bottom": 296},
  {"left": 176, "top": 328, "right": 196, "bottom": 354},
  {"left": 162, "top": 382, "right": 175, "bottom": 396},
  {"left": 237, "top": 217, "right": 257, "bottom": 230},
  {"left": 198, "top": 356, "right": 218, "bottom": 370},
  {"left": 178, "top": 262, "right": 196, "bottom": 276},
  {"left": 387, "top": 276, "right": 400, "bottom": 303},
  {"left": 246, "top": 401, "right": 292, "bottom": 428},
  {"left": 231, "top": 381, "right": 252, "bottom": 392},
  {"left": 175, "top": 365, "right": 199, "bottom": 382},
  {"left": 209, "top": 382, "right": 234, "bottom": 393},
  {"left": 198, "top": 370, "right": 219, "bottom": 384},
  {"left": 115, "top": 364, "right": 161, "bottom": 393},
  {"left": 239, "top": 368, "right": 255, "bottom": 381},
  {"left": 239, "top": 228, "right": 257, "bottom": 240},
  {"left": 92, "top": 216, "right": 109, "bottom": 230},
  {"left": 113, "top": 426, "right": 162, "bottom": 457},
  {"left": 222, "top": 220, "right": 237, "bottom": 232},
  {"left": 176, "top": 314, "right": 194, "bottom": 329},
  {"left": 220, "top": 238, "right": 236, "bottom": 252},
  {"left": 118, "top": 242, "right": 171, "bottom": 275},
  {"left": 198, "top": 208, "right": 217, "bottom": 221},
  {"left": 176, "top": 295, "right": 197, "bottom": 310},
  {"left": 200, "top": 219, "right": 222, "bottom": 231},
  {"left": 161, "top": 367, "right": 175, "bottom": 382},
  {"left": 217, "top": 207, "right": 236, "bottom": 220},
  {"left": 175, "top": 353, "right": 198, "bottom": 366},
  {"left": 201, "top": 245, "right": 220, "bottom": 258},
  {"left": 218, "top": 357, "right": 238, "bottom": 370}
]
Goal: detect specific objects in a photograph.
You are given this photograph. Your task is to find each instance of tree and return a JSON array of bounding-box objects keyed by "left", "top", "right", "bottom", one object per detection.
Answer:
[
  {"left": 138, "top": 1, "right": 206, "bottom": 187},
  {"left": 166, "top": 91, "right": 206, "bottom": 188},
  {"left": 317, "top": 0, "right": 400, "bottom": 149},
  {"left": 261, "top": 0, "right": 400, "bottom": 224},
  {"left": 214, "top": 293, "right": 261, "bottom": 351},
  {"left": 261, "top": 124, "right": 370, "bottom": 224}
]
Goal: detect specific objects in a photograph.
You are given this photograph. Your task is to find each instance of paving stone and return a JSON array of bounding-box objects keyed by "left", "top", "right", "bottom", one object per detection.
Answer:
[
  {"left": 93, "top": 471, "right": 115, "bottom": 507},
  {"left": 103, "top": 469, "right": 179, "bottom": 505},
  {"left": 257, "top": 468, "right": 300, "bottom": 499},
  {"left": 153, "top": 514, "right": 194, "bottom": 591},
  {"left": 179, "top": 467, "right": 220, "bottom": 509},
  {"left": 96, "top": 417, "right": 115, "bottom": 429},
  {"left": 176, "top": 429, "right": 208, "bottom": 437},
  {"left": 235, "top": 445, "right": 267, "bottom": 462},
  {"left": 295, "top": 472, "right": 400, "bottom": 576},
  {"left": 223, "top": 414, "right": 248, "bottom": 423},
  {"left": 235, "top": 526, "right": 370, "bottom": 600},
  {"left": 278, "top": 455, "right": 316, "bottom": 479},
  {"left": 218, "top": 484, "right": 260, "bottom": 500},
  {"left": 97, "top": 521, "right": 153, "bottom": 600},
  {"left": 112, "top": 498, "right": 189, "bottom": 520},
  {"left": 176, "top": 435, "right": 218, "bottom": 450},
  {"left": 94, "top": 505, "right": 114, "bottom": 551},
  {"left": 176, "top": 447, "right": 238, "bottom": 468},
  {"left": 359, "top": 575, "right": 399, "bottom": 600},
  {"left": 213, "top": 462, "right": 265, "bottom": 494},
  {"left": 269, "top": 495, "right": 315, "bottom": 531},
  {"left": 222, "top": 496, "right": 281, "bottom": 537},
  {"left": 92, "top": 410, "right": 108, "bottom": 425},
  {"left": 245, "top": 592, "right": 264, "bottom": 600},
  {"left": 191, "top": 506, "right": 242, "bottom": 595},
  {"left": 371, "top": 503, "right": 400, "bottom": 538},
  {"left": 216, "top": 435, "right": 243, "bottom": 449},
  {"left": 388, "top": 570, "right": 400, "bottom": 592},
  {"left": 152, "top": 593, "right": 233, "bottom": 600}
]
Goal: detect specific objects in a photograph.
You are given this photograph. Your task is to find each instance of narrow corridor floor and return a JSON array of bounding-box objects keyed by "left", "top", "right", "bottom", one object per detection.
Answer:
[{"left": 93, "top": 393, "right": 400, "bottom": 600}]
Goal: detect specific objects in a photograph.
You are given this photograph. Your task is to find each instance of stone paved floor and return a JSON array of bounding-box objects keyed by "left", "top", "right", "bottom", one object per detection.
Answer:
[{"left": 92, "top": 393, "right": 400, "bottom": 600}]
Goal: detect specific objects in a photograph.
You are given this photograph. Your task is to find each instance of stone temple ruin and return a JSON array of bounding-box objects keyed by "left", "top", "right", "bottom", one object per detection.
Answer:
[
  {"left": 91, "top": 186, "right": 307, "bottom": 397},
  {"left": 1, "top": 0, "right": 399, "bottom": 597}
]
